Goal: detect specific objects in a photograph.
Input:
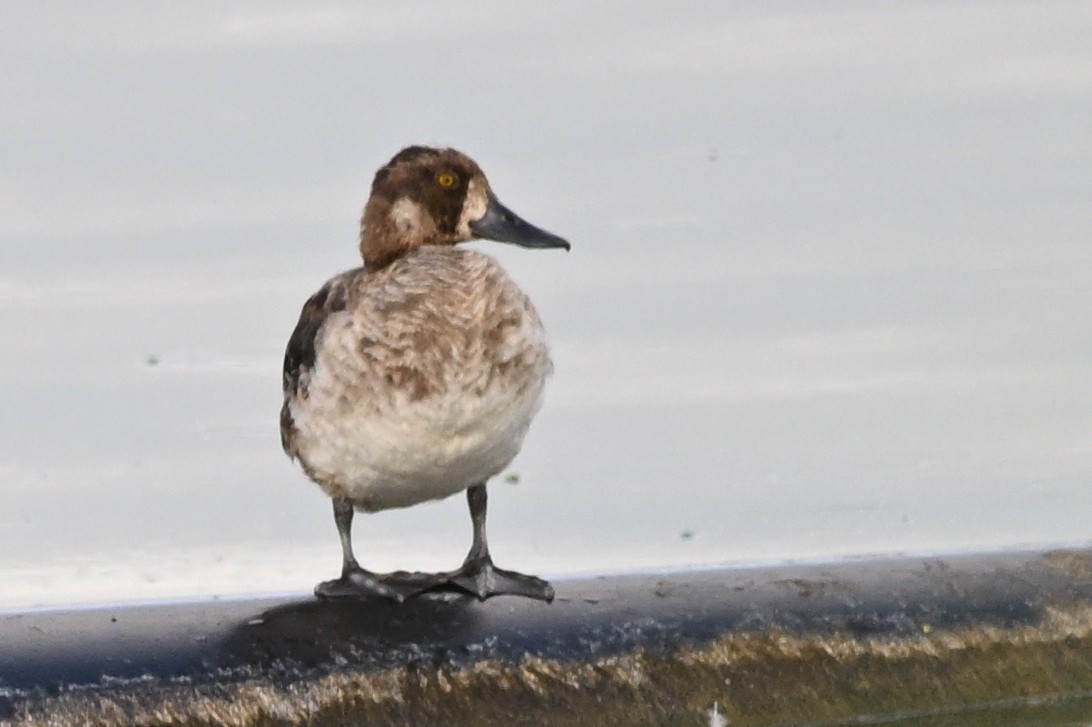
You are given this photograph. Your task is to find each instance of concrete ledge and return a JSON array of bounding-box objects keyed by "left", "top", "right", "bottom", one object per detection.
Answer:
[{"left": 4, "top": 548, "right": 1092, "bottom": 725}]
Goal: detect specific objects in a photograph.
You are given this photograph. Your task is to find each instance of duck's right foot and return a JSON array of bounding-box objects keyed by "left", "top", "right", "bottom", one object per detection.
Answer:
[{"left": 315, "top": 568, "right": 446, "bottom": 603}]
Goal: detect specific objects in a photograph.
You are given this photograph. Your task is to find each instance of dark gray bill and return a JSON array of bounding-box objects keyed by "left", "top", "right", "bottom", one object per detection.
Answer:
[{"left": 469, "top": 190, "right": 570, "bottom": 250}]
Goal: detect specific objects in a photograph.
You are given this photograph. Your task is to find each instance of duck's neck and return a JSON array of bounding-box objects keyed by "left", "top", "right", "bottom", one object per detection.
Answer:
[{"left": 359, "top": 195, "right": 451, "bottom": 270}]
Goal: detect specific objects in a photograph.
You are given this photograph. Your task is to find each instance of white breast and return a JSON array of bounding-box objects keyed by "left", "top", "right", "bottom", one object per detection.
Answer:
[{"left": 286, "top": 248, "right": 552, "bottom": 512}]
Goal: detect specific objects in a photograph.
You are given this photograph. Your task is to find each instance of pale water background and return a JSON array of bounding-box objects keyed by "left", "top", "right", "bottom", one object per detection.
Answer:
[{"left": 1, "top": 2, "right": 1090, "bottom": 610}]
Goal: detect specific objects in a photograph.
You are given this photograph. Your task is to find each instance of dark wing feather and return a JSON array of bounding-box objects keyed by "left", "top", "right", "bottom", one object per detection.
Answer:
[{"left": 280, "top": 278, "right": 348, "bottom": 455}]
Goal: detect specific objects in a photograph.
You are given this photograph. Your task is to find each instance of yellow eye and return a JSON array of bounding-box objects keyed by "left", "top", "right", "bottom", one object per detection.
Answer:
[{"left": 437, "top": 172, "right": 456, "bottom": 188}]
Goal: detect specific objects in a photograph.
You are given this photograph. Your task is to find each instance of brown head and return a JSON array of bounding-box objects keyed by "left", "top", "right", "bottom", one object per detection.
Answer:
[{"left": 358, "top": 146, "right": 570, "bottom": 268}]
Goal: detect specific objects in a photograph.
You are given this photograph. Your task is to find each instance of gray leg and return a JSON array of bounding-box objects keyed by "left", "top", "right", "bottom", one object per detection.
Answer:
[
  {"left": 334, "top": 497, "right": 360, "bottom": 573},
  {"left": 444, "top": 483, "right": 555, "bottom": 602},
  {"left": 465, "top": 482, "right": 489, "bottom": 562},
  {"left": 315, "top": 498, "right": 441, "bottom": 602}
]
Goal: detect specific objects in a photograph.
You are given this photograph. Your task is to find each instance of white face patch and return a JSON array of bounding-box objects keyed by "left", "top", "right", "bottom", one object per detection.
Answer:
[
  {"left": 390, "top": 197, "right": 424, "bottom": 237},
  {"left": 457, "top": 178, "right": 489, "bottom": 238}
]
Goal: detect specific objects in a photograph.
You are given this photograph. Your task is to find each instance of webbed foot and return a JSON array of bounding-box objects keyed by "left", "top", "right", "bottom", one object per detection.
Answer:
[
  {"left": 315, "top": 568, "right": 447, "bottom": 603},
  {"left": 444, "top": 556, "right": 555, "bottom": 602}
]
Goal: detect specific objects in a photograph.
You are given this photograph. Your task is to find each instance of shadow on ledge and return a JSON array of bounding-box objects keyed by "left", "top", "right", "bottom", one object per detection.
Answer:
[{"left": 4, "top": 547, "right": 1092, "bottom": 725}]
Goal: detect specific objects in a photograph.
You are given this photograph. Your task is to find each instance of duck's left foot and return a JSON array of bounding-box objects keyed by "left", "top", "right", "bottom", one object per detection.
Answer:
[{"left": 444, "top": 556, "right": 555, "bottom": 602}]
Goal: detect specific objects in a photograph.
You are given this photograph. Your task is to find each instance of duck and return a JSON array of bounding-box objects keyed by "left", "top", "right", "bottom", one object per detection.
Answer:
[{"left": 280, "top": 146, "right": 568, "bottom": 602}]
